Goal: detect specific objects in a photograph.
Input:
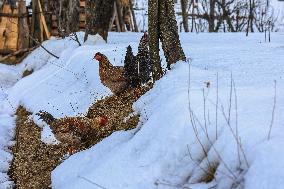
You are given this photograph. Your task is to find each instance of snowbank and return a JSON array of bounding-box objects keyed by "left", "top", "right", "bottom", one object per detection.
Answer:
[
  {"left": 0, "top": 32, "right": 141, "bottom": 187},
  {"left": 1, "top": 32, "right": 284, "bottom": 189},
  {"left": 52, "top": 33, "right": 284, "bottom": 189}
]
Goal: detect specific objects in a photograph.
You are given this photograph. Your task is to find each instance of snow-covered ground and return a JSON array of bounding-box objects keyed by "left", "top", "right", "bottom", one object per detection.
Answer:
[
  {"left": 50, "top": 33, "right": 283, "bottom": 189},
  {"left": 0, "top": 32, "right": 140, "bottom": 188},
  {"left": 0, "top": 32, "right": 284, "bottom": 189}
]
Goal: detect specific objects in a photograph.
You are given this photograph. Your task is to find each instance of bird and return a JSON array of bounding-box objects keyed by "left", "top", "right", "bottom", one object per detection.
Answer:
[
  {"left": 36, "top": 110, "right": 108, "bottom": 153},
  {"left": 94, "top": 33, "right": 153, "bottom": 95},
  {"left": 94, "top": 52, "right": 129, "bottom": 95},
  {"left": 124, "top": 45, "right": 139, "bottom": 88},
  {"left": 136, "top": 32, "right": 152, "bottom": 84},
  {"left": 124, "top": 32, "right": 152, "bottom": 88}
]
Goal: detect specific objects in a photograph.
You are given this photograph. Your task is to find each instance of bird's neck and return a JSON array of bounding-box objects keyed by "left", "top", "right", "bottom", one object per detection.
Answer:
[{"left": 99, "top": 57, "right": 113, "bottom": 69}]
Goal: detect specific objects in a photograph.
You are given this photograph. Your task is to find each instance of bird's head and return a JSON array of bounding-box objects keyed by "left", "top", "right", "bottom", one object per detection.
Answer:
[
  {"left": 94, "top": 52, "right": 103, "bottom": 61},
  {"left": 92, "top": 116, "right": 108, "bottom": 127},
  {"left": 99, "top": 116, "right": 108, "bottom": 126}
]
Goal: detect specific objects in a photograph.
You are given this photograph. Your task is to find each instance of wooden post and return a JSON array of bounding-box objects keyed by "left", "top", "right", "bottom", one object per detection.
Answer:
[
  {"left": 116, "top": 0, "right": 126, "bottom": 32},
  {"left": 31, "top": 0, "right": 43, "bottom": 45},
  {"left": 113, "top": 1, "right": 121, "bottom": 32},
  {"left": 129, "top": 0, "right": 138, "bottom": 32},
  {"left": 38, "top": 0, "right": 51, "bottom": 39},
  {"left": 18, "top": 0, "right": 30, "bottom": 49}
]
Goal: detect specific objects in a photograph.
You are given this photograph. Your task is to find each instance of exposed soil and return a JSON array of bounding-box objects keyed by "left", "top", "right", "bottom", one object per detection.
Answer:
[{"left": 9, "top": 87, "right": 149, "bottom": 188}]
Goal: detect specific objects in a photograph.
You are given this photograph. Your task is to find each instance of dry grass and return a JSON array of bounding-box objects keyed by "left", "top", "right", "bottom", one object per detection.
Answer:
[
  {"left": 9, "top": 86, "right": 150, "bottom": 188},
  {"left": 9, "top": 106, "right": 68, "bottom": 189}
]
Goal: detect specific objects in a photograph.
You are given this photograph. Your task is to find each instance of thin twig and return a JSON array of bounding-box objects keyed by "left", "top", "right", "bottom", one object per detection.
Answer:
[
  {"left": 215, "top": 72, "right": 219, "bottom": 140},
  {"left": 189, "top": 108, "right": 238, "bottom": 179},
  {"left": 187, "top": 62, "right": 212, "bottom": 169},
  {"left": 233, "top": 79, "right": 241, "bottom": 167},
  {"left": 203, "top": 88, "right": 209, "bottom": 138},
  {"left": 220, "top": 103, "right": 249, "bottom": 168},
  {"left": 268, "top": 80, "right": 277, "bottom": 140},
  {"left": 78, "top": 175, "right": 107, "bottom": 189},
  {"left": 228, "top": 73, "right": 233, "bottom": 124},
  {"left": 70, "top": 32, "right": 82, "bottom": 46},
  {"left": 187, "top": 62, "right": 236, "bottom": 179},
  {"left": 28, "top": 35, "right": 59, "bottom": 59}
]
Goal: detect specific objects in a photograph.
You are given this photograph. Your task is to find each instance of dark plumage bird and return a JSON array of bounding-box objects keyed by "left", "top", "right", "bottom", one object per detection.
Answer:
[
  {"left": 123, "top": 32, "right": 152, "bottom": 88},
  {"left": 124, "top": 45, "right": 139, "bottom": 87},
  {"left": 136, "top": 32, "right": 152, "bottom": 84}
]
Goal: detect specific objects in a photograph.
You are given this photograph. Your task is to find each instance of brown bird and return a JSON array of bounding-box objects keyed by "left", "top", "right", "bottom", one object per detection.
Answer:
[
  {"left": 36, "top": 111, "right": 108, "bottom": 153},
  {"left": 94, "top": 52, "right": 128, "bottom": 95}
]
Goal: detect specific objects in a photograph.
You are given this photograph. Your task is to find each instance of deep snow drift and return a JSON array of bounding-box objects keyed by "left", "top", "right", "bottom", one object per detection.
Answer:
[
  {"left": 50, "top": 33, "right": 283, "bottom": 189},
  {"left": 0, "top": 32, "right": 284, "bottom": 189}
]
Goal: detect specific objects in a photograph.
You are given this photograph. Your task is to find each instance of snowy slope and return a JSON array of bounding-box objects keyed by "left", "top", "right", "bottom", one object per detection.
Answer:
[
  {"left": 0, "top": 32, "right": 141, "bottom": 188},
  {"left": 51, "top": 33, "right": 284, "bottom": 189},
  {"left": 0, "top": 32, "right": 284, "bottom": 189},
  {"left": 0, "top": 35, "right": 87, "bottom": 188}
]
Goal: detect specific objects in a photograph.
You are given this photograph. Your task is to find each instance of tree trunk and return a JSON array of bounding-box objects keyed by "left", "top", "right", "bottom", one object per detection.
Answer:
[
  {"left": 149, "top": 0, "right": 186, "bottom": 81},
  {"left": 181, "top": 0, "right": 189, "bottom": 32},
  {"left": 84, "top": 0, "right": 96, "bottom": 41},
  {"left": 246, "top": 0, "right": 253, "bottom": 36},
  {"left": 84, "top": 0, "right": 115, "bottom": 42},
  {"left": 31, "top": 0, "right": 43, "bottom": 45},
  {"left": 159, "top": 0, "right": 186, "bottom": 69},
  {"left": 149, "top": 0, "right": 163, "bottom": 81},
  {"left": 116, "top": 0, "right": 126, "bottom": 32},
  {"left": 49, "top": 0, "right": 79, "bottom": 37},
  {"left": 208, "top": 0, "right": 215, "bottom": 32},
  {"left": 18, "top": 0, "right": 29, "bottom": 49},
  {"left": 66, "top": 0, "right": 80, "bottom": 34}
]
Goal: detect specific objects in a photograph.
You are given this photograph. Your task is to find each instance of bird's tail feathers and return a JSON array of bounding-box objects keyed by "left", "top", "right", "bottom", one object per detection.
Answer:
[{"left": 36, "top": 110, "right": 55, "bottom": 125}]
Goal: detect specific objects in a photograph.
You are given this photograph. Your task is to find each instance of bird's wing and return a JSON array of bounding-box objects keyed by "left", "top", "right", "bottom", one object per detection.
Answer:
[{"left": 108, "top": 67, "right": 126, "bottom": 82}]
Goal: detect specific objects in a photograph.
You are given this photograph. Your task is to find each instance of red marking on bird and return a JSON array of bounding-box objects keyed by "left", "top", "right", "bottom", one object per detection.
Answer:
[{"left": 99, "top": 116, "right": 108, "bottom": 126}]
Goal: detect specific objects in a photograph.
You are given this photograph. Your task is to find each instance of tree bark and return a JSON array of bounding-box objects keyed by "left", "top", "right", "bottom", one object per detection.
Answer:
[
  {"left": 116, "top": 0, "right": 126, "bottom": 32},
  {"left": 149, "top": 0, "right": 186, "bottom": 80},
  {"left": 66, "top": 0, "right": 80, "bottom": 34},
  {"left": 159, "top": 0, "right": 186, "bottom": 69},
  {"left": 84, "top": 0, "right": 96, "bottom": 41},
  {"left": 31, "top": 0, "right": 42, "bottom": 45},
  {"left": 208, "top": 0, "right": 215, "bottom": 32},
  {"left": 148, "top": 0, "right": 163, "bottom": 81},
  {"left": 18, "top": 0, "right": 29, "bottom": 49},
  {"left": 84, "top": 0, "right": 115, "bottom": 42}
]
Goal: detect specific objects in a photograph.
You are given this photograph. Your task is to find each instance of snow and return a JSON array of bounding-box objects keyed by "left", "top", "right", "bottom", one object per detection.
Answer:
[
  {"left": 50, "top": 33, "right": 284, "bottom": 189},
  {"left": 1, "top": 32, "right": 284, "bottom": 188},
  {"left": 271, "top": 0, "right": 284, "bottom": 31},
  {"left": 0, "top": 32, "right": 141, "bottom": 187}
]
